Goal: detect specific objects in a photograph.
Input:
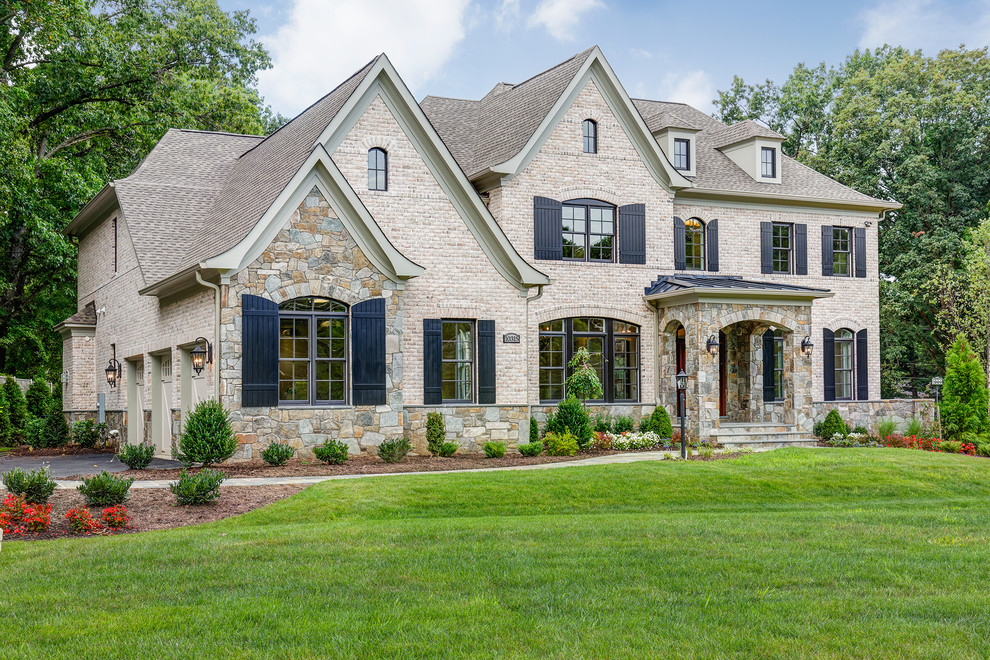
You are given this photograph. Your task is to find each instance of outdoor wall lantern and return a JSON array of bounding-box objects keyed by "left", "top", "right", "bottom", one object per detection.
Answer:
[
  {"left": 676, "top": 369, "right": 688, "bottom": 460},
  {"left": 706, "top": 334, "right": 719, "bottom": 358},
  {"left": 105, "top": 345, "right": 121, "bottom": 388},
  {"left": 190, "top": 337, "right": 213, "bottom": 375},
  {"left": 801, "top": 335, "right": 814, "bottom": 357}
]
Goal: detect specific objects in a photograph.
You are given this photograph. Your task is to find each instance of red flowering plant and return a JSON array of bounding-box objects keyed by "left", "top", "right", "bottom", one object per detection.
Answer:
[
  {"left": 18, "top": 502, "right": 52, "bottom": 534},
  {"left": 101, "top": 505, "right": 131, "bottom": 530},
  {"left": 0, "top": 494, "right": 24, "bottom": 533},
  {"left": 65, "top": 507, "right": 101, "bottom": 534},
  {"left": 962, "top": 442, "right": 978, "bottom": 455}
]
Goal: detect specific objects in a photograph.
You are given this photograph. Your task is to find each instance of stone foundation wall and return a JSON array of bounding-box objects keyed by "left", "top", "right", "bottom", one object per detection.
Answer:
[
  {"left": 811, "top": 399, "right": 935, "bottom": 433},
  {"left": 404, "top": 405, "right": 530, "bottom": 453}
]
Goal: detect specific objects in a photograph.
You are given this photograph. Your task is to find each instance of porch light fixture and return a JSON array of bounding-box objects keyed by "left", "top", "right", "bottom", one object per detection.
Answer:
[
  {"left": 190, "top": 337, "right": 213, "bottom": 375},
  {"left": 801, "top": 335, "right": 814, "bottom": 357},
  {"left": 676, "top": 369, "right": 688, "bottom": 460},
  {"left": 706, "top": 334, "right": 719, "bottom": 358},
  {"left": 105, "top": 345, "right": 122, "bottom": 388}
]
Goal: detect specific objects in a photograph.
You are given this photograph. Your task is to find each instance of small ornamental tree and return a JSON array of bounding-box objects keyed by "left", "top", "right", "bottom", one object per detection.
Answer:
[
  {"left": 3, "top": 376, "right": 28, "bottom": 442},
  {"left": 941, "top": 334, "right": 990, "bottom": 441},
  {"left": 40, "top": 409, "right": 70, "bottom": 448},
  {"left": 426, "top": 412, "right": 446, "bottom": 456},
  {"left": 175, "top": 400, "right": 237, "bottom": 466},
  {"left": 564, "top": 347, "right": 603, "bottom": 405},
  {"left": 25, "top": 377, "right": 52, "bottom": 418}
]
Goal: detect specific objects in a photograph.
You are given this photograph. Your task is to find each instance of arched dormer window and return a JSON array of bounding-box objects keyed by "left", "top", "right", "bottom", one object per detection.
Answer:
[
  {"left": 684, "top": 218, "right": 705, "bottom": 270},
  {"left": 278, "top": 297, "right": 348, "bottom": 404},
  {"left": 368, "top": 148, "right": 387, "bottom": 191},
  {"left": 582, "top": 119, "right": 597, "bottom": 153}
]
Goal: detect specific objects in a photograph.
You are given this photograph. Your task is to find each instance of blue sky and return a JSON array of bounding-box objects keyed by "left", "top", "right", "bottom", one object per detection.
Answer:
[{"left": 218, "top": 0, "right": 990, "bottom": 118}]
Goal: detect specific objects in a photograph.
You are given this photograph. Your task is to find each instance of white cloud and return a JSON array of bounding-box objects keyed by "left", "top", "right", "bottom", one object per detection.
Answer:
[
  {"left": 659, "top": 70, "right": 715, "bottom": 113},
  {"left": 495, "top": 0, "right": 521, "bottom": 30},
  {"left": 858, "top": 0, "right": 990, "bottom": 51},
  {"left": 257, "top": 0, "right": 471, "bottom": 116},
  {"left": 629, "top": 47, "right": 653, "bottom": 60},
  {"left": 527, "top": 0, "right": 605, "bottom": 41}
]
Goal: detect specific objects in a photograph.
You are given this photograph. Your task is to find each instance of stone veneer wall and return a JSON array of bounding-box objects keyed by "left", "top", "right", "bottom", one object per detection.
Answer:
[
  {"left": 221, "top": 187, "right": 406, "bottom": 460},
  {"left": 811, "top": 399, "right": 935, "bottom": 433}
]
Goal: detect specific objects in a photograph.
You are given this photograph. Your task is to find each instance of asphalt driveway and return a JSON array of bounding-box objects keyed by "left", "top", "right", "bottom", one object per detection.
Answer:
[{"left": 0, "top": 452, "right": 182, "bottom": 478}]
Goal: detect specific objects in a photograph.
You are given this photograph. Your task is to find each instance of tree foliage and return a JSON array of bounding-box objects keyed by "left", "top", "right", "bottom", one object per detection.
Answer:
[
  {"left": 565, "top": 347, "right": 604, "bottom": 404},
  {"left": 0, "top": 0, "right": 281, "bottom": 377},
  {"left": 715, "top": 46, "right": 990, "bottom": 388},
  {"left": 940, "top": 334, "right": 989, "bottom": 440}
]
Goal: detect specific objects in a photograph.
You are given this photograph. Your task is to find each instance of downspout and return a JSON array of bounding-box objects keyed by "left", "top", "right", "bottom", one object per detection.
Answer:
[
  {"left": 525, "top": 285, "right": 545, "bottom": 423},
  {"left": 196, "top": 271, "right": 222, "bottom": 399}
]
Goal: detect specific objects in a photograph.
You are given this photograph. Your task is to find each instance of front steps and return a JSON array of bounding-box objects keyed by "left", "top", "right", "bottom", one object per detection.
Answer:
[{"left": 710, "top": 422, "right": 817, "bottom": 450}]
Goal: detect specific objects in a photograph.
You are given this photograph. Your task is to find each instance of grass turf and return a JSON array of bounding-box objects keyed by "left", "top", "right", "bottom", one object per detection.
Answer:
[{"left": 2, "top": 448, "right": 990, "bottom": 658}]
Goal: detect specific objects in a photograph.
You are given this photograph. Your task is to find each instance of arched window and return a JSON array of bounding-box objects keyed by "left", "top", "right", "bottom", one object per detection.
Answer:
[
  {"left": 582, "top": 119, "right": 597, "bottom": 153},
  {"left": 685, "top": 218, "right": 705, "bottom": 270},
  {"left": 368, "top": 148, "right": 387, "bottom": 191},
  {"left": 538, "top": 317, "right": 640, "bottom": 402},
  {"left": 278, "top": 297, "right": 348, "bottom": 404},
  {"left": 834, "top": 328, "right": 854, "bottom": 400}
]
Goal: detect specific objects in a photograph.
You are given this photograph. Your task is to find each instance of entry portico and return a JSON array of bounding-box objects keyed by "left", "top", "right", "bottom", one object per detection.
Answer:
[{"left": 647, "top": 276, "right": 833, "bottom": 446}]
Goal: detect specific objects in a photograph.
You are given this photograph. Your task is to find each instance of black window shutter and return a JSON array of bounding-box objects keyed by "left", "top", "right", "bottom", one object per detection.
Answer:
[
  {"left": 533, "top": 196, "right": 563, "bottom": 260},
  {"left": 855, "top": 228, "right": 867, "bottom": 278},
  {"left": 795, "top": 223, "right": 808, "bottom": 275},
  {"left": 762, "top": 329, "right": 775, "bottom": 402},
  {"left": 351, "top": 298, "right": 386, "bottom": 405},
  {"left": 821, "top": 225, "right": 834, "bottom": 276},
  {"left": 707, "top": 219, "right": 719, "bottom": 272},
  {"left": 477, "top": 320, "right": 496, "bottom": 404},
  {"left": 673, "top": 217, "right": 686, "bottom": 270},
  {"left": 823, "top": 328, "right": 835, "bottom": 401},
  {"left": 856, "top": 329, "right": 869, "bottom": 400},
  {"left": 423, "top": 319, "right": 442, "bottom": 404},
  {"left": 618, "top": 204, "right": 646, "bottom": 265},
  {"left": 242, "top": 294, "right": 279, "bottom": 407},
  {"left": 760, "top": 222, "right": 773, "bottom": 274}
]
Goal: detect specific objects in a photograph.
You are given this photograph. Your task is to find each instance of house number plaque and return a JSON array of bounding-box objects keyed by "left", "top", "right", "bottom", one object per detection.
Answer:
[{"left": 502, "top": 333, "right": 520, "bottom": 344}]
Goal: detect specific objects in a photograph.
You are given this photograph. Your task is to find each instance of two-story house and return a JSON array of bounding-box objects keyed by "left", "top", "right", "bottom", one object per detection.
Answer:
[{"left": 58, "top": 47, "right": 921, "bottom": 458}]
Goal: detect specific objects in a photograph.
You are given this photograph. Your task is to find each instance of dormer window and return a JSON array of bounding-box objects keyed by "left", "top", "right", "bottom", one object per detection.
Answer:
[
  {"left": 761, "top": 147, "right": 776, "bottom": 178},
  {"left": 673, "top": 138, "right": 691, "bottom": 171},
  {"left": 582, "top": 119, "right": 597, "bottom": 153},
  {"left": 368, "top": 148, "right": 387, "bottom": 191}
]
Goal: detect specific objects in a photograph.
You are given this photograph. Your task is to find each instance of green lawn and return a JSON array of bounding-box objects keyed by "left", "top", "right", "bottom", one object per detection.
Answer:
[{"left": 3, "top": 449, "right": 990, "bottom": 658}]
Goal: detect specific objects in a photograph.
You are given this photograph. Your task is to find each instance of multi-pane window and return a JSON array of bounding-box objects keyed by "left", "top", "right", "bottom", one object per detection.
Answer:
[
  {"left": 832, "top": 227, "right": 851, "bottom": 276},
  {"left": 673, "top": 138, "right": 690, "bottom": 170},
  {"left": 582, "top": 119, "right": 597, "bottom": 153},
  {"left": 278, "top": 297, "right": 348, "bottom": 404},
  {"left": 368, "top": 148, "right": 387, "bottom": 191},
  {"left": 441, "top": 321, "right": 473, "bottom": 402},
  {"left": 772, "top": 329, "right": 784, "bottom": 401},
  {"left": 538, "top": 317, "right": 640, "bottom": 403},
  {"left": 834, "top": 328, "right": 854, "bottom": 400},
  {"left": 761, "top": 147, "right": 776, "bottom": 178},
  {"left": 685, "top": 218, "right": 705, "bottom": 270},
  {"left": 772, "top": 223, "right": 792, "bottom": 274},
  {"left": 562, "top": 200, "right": 614, "bottom": 262}
]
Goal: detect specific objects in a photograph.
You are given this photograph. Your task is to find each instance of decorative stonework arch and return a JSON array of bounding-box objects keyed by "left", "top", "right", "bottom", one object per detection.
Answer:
[
  {"left": 577, "top": 102, "right": 607, "bottom": 126},
  {"left": 556, "top": 186, "right": 622, "bottom": 206},
  {"left": 709, "top": 308, "right": 802, "bottom": 334},
  {"left": 265, "top": 280, "right": 364, "bottom": 307},
  {"left": 360, "top": 135, "right": 396, "bottom": 152},
  {"left": 534, "top": 303, "right": 651, "bottom": 326},
  {"left": 823, "top": 317, "right": 864, "bottom": 332}
]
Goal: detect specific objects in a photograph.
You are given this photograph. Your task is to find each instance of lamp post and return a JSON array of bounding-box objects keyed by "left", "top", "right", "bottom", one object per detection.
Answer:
[
  {"left": 676, "top": 369, "right": 688, "bottom": 460},
  {"left": 931, "top": 376, "right": 943, "bottom": 439}
]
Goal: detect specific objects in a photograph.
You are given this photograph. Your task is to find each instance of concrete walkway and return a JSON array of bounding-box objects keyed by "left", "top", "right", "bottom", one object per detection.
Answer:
[{"left": 43, "top": 451, "right": 682, "bottom": 489}]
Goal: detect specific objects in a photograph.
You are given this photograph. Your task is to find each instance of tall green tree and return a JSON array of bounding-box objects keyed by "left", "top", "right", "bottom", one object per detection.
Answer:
[
  {"left": 940, "top": 334, "right": 990, "bottom": 440},
  {"left": 0, "top": 0, "right": 282, "bottom": 378},
  {"left": 714, "top": 46, "right": 990, "bottom": 388}
]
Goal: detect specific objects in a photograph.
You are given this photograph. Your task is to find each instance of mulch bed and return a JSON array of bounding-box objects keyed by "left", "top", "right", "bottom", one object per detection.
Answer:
[
  {"left": 65, "top": 450, "right": 626, "bottom": 481},
  {"left": 2, "top": 445, "right": 116, "bottom": 457},
  {"left": 3, "top": 485, "right": 305, "bottom": 542}
]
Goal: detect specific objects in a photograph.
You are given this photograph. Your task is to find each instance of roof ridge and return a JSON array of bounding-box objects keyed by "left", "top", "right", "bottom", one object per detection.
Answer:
[
  {"left": 422, "top": 94, "right": 480, "bottom": 104},
  {"left": 502, "top": 46, "right": 595, "bottom": 92},
  {"left": 176, "top": 128, "right": 265, "bottom": 138}
]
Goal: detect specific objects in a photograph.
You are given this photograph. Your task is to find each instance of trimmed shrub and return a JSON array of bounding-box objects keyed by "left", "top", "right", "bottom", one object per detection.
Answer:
[
  {"left": 378, "top": 438, "right": 411, "bottom": 463},
  {"left": 261, "top": 442, "right": 295, "bottom": 466},
  {"left": 25, "top": 377, "right": 52, "bottom": 418},
  {"left": 529, "top": 417, "right": 539, "bottom": 443},
  {"left": 593, "top": 413, "right": 613, "bottom": 433},
  {"left": 426, "top": 412, "right": 446, "bottom": 456},
  {"left": 70, "top": 419, "right": 106, "bottom": 448},
  {"left": 482, "top": 441, "right": 506, "bottom": 458},
  {"left": 852, "top": 426, "right": 870, "bottom": 435},
  {"left": 38, "top": 409, "right": 70, "bottom": 448},
  {"left": 3, "top": 376, "right": 28, "bottom": 438},
  {"left": 313, "top": 439, "right": 349, "bottom": 465},
  {"left": 942, "top": 334, "right": 990, "bottom": 440},
  {"left": 518, "top": 441, "right": 543, "bottom": 457},
  {"left": 175, "top": 399, "right": 237, "bottom": 466},
  {"left": 22, "top": 417, "right": 44, "bottom": 447},
  {"left": 543, "top": 431, "right": 579, "bottom": 456},
  {"left": 2, "top": 466, "right": 57, "bottom": 503},
  {"left": 66, "top": 507, "right": 101, "bottom": 533},
  {"left": 170, "top": 469, "right": 226, "bottom": 505},
  {"left": 544, "top": 396, "right": 592, "bottom": 449},
  {"left": 117, "top": 444, "right": 155, "bottom": 470},
  {"left": 613, "top": 415, "right": 635, "bottom": 434},
  {"left": 816, "top": 409, "right": 848, "bottom": 440},
  {"left": 439, "top": 441, "right": 458, "bottom": 457},
  {"left": 641, "top": 407, "right": 673, "bottom": 437},
  {"left": 938, "top": 440, "right": 963, "bottom": 454},
  {"left": 875, "top": 418, "right": 897, "bottom": 439},
  {"left": 101, "top": 505, "right": 131, "bottom": 530},
  {"left": 78, "top": 471, "right": 133, "bottom": 506}
]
